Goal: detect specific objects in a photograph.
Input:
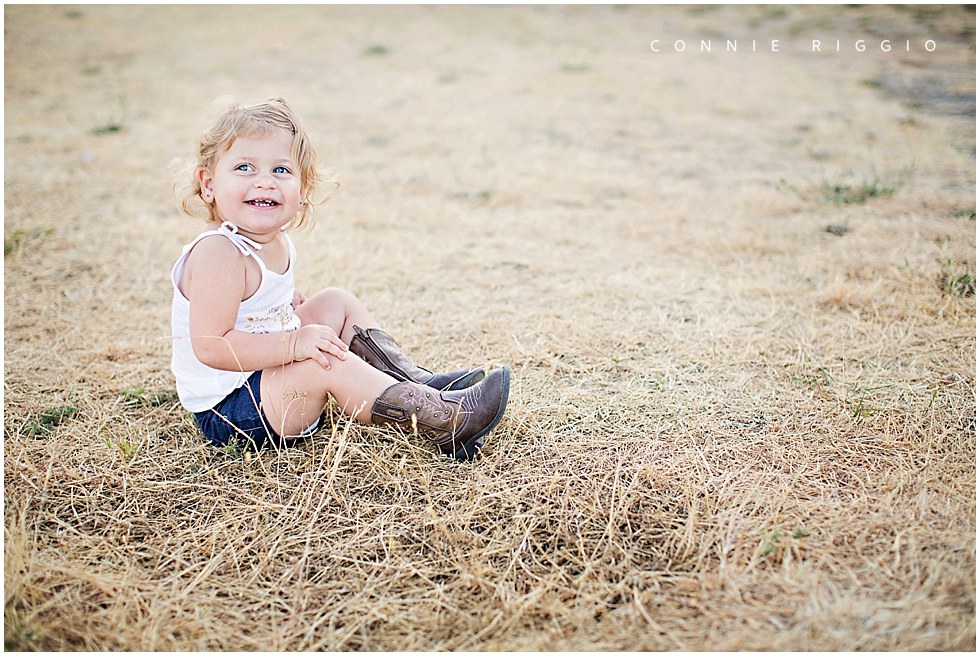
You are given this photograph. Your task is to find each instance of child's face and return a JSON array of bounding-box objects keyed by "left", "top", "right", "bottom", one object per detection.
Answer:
[{"left": 200, "top": 129, "right": 301, "bottom": 237}]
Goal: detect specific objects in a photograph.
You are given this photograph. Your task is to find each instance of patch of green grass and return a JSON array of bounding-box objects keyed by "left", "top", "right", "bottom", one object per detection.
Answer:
[
  {"left": 937, "top": 258, "right": 975, "bottom": 298},
  {"left": 946, "top": 273, "right": 976, "bottom": 297},
  {"left": 92, "top": 122, "right": 123, "bottom": 135},
  {"left": 454, "top": 189, "right": 492, "bottom": 205},
  {"left": 761, "top": 527, "right": 807, "bottom": 559},
  {"left": 953, "top": 208, "right": 976, "bottom": 220},
  {"left": 794, "top": 368, "right": 833, "bottom": 388},
  {"left": 120, "top": 386, "right": 180, "bottom": 407},
  {"left": 760, "top": 529, "right": 783, "bottom": 558},
  {"left": 824, "top": 174, "right": 898, "bottom": 205},
  {"left": 121, "top": 387, "right": 147, "bottom": 405},
  {"left": 849, "top": 384, "right": 891, "bottom": 419},
  {"left": 5, "top": 227, "right": 54, "bottom": 255},
  {"left": 103, "top": 432, "right": 137, "bottom": 459},
  {"left": 364, "top": 44, "right": 390, "bottom": 56},
  {"left": 5, "top": 628, "right": 35, "bottom": 651},
  {"left": 25, "top": 405, "right": 79, "bottom": 437},
  {"left": 90, "top": 89, "right": 129, "bottom": 136}
]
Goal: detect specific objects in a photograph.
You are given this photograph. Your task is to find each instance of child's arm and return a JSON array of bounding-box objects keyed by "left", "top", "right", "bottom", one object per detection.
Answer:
[{"left": 183, "top": 237, "right": 347, "bottom": 372}]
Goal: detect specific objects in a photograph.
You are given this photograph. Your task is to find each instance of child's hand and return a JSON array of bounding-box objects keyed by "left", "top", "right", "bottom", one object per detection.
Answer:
[
  {"left": 291, "top": 290, "right": 307, "bottom": 310},
  {"left": 290, "top": 324, "right": 348, "bottom": 369}
]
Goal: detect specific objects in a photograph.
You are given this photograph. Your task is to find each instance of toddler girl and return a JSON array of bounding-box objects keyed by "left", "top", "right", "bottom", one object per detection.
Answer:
[{"left": 170, "top": 97, "right": 510, "bottom": 461}]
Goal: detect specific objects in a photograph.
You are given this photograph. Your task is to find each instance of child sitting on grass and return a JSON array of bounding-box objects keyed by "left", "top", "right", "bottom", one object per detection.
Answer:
[{"left": 170, "top": 97, "right": 509, "bottom": 461}]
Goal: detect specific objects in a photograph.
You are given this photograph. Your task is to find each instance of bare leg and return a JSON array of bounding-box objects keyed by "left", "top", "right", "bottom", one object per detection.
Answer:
[
  {"left": 256, "top": 286, "right": 389, "bottom": 436},
  {"left": 296, "top": 286, "right": 485, "bottom": 392},
  {"left": 260, "top": 352, "right": 395, "bottom": 438},
  {"left": 295, "top": 287, "right": 380, "bottom": 345}
]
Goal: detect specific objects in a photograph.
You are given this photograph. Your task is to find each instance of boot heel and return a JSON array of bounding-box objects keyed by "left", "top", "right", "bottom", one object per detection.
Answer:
[{"left": 448, "top": 366, "right": 510, "bottom": 461}]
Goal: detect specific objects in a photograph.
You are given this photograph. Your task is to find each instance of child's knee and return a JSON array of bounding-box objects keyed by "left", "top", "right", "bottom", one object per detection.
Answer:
[{"left": 313, "top": 286, "right": 354, "bottom": 304}]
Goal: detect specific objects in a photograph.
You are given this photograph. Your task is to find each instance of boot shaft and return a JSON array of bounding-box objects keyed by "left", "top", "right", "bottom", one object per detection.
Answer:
[{"left": 350, "top": 325, "right": 485, "bottom": 391}]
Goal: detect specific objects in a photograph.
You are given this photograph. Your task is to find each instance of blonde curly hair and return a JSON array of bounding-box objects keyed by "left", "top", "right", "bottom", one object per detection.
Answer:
[{"left": 173, "top": 97, "right": 333, "bottom": 230}]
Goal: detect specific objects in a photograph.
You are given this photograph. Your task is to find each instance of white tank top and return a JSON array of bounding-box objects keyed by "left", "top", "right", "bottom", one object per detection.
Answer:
[{"left": 171, "top": 222, "right": 301, "bottom": 412}]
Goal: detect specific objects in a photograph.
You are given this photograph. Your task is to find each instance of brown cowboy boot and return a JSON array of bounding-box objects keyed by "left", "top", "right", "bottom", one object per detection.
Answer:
[
  {"left": 370, "top": 366, "right": 510, "bottom": 461},
  {"left": 350, "top": 325, "right": 485, "bottom": 391}
]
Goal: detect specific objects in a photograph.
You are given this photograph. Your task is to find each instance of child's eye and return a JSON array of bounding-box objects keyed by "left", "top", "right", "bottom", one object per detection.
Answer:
[
  {"left": 273, "top": 166, "right": 291, "bottom": 175},
  {"left": 235, "top": 163, "right": 254, "bottom": 172}
]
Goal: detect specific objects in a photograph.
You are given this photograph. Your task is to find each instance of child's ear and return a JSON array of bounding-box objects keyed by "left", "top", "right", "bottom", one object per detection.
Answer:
[{"left": 198, "top": 168, "right": 215, "bottom": 203}]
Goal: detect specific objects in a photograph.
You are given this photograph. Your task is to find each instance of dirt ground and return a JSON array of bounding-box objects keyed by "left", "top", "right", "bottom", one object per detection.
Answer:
[{"left": 4, "top": 4, "right": 976, "bottom": 651}]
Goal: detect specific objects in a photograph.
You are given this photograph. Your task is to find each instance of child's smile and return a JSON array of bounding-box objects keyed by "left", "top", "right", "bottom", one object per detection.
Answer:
[{"left": 200, "top": 129, "right": 301, "bottom": 240}]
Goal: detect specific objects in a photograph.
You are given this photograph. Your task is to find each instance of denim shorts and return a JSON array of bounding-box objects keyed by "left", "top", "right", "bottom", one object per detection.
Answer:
[{"left": 193, "top": 371, "right": 320, "bottom": 451}]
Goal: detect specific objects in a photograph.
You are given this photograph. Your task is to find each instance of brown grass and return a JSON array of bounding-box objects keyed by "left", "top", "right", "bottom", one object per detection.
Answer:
[{"left": 4, "top": 5, "right": 975, "bottom": 651}]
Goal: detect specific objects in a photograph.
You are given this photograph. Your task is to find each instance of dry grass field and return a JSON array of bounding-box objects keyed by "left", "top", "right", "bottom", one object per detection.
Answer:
[{"left": 4, "top": 4, "right": 976, "bottom": 651}]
